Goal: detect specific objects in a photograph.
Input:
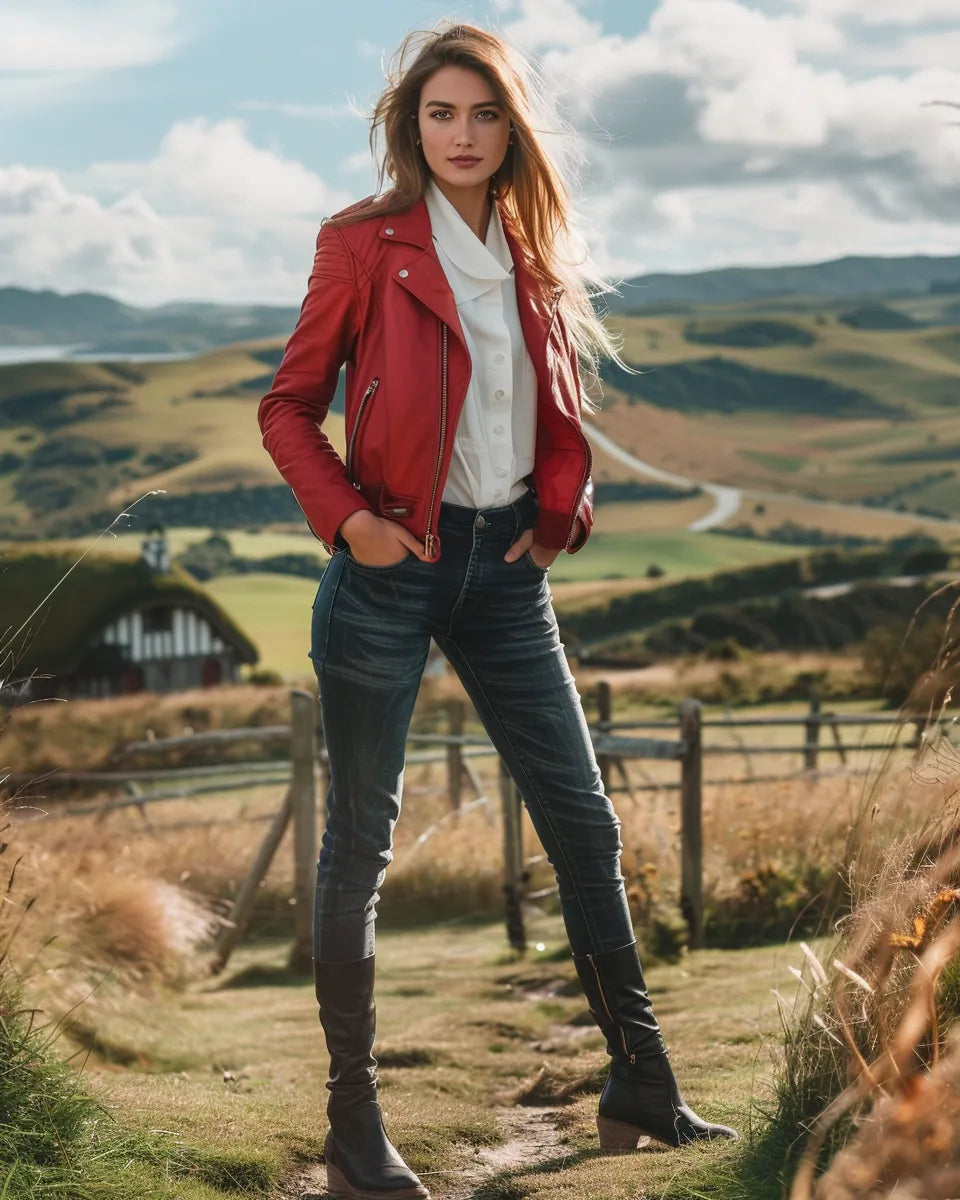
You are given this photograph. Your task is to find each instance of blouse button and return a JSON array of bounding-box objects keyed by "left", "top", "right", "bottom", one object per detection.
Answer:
[
  {"left": 494, "top": 424, "right": 504, "bottom": 435},
  {"left": 398, "top": 269, "right": 409, "bottom": 278},
  {"left": 495, "top": 353, "right": 505, "bottom": 364},
  {"left": 495, "top": 389, "right": 505, "bottom": 400}
]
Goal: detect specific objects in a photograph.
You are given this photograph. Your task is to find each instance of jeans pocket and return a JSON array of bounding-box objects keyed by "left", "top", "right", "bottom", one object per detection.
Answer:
[
  {"left": 310, "top": 550, "right": 347, "bottom": 671},
  {"left": 520, "top": 549, "right": 550, "bottom": 573}
]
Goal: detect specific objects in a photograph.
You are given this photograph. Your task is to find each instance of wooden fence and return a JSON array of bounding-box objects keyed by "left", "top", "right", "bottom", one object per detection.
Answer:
[{"left": 7, "top": 687, "right": 952, "bottom": 966}]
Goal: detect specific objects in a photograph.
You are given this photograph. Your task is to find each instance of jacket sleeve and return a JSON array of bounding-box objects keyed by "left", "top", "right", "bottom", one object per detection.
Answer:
[{"left": 258, "top": 222, "right": 372, "bottom": 548}]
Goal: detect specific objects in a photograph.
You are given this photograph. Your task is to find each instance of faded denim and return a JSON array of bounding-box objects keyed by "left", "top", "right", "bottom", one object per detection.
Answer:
[{"left": 309, "top": 490, "right": 635, "bottom": 962}]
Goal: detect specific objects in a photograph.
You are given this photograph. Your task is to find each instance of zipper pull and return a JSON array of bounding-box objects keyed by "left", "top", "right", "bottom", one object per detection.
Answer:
[{"left": 424, "top": 532, "right": 440, "bottom": 561}]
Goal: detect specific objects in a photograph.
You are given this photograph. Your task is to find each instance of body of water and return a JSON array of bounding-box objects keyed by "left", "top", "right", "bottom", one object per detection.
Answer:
[{"left": 0, "top": 344, "right": 196, "bottom": 366}]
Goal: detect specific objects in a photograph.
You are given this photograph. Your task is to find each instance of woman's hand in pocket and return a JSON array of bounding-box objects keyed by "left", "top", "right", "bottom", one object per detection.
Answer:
[
  {"left": 504, "top": 527, "right": 560, "bottom": 569},
  {"left": 339, "top": 510, "right": 428, "bottom": 567}
]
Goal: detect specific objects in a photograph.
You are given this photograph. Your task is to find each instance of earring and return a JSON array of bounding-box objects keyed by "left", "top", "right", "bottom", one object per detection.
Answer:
[{"left": 416, "top": 137, "right": 421, "bottom": 146}]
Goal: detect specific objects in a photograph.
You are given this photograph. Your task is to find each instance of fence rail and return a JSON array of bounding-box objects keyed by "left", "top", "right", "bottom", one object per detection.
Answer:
[{"left": 6, "top": 685, "right": 953, "bottom": 966}]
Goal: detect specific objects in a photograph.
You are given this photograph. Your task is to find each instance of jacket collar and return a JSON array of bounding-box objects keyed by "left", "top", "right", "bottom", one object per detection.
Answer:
[{"left": 376, "top": 194, "right": 559, "bottom": 350}]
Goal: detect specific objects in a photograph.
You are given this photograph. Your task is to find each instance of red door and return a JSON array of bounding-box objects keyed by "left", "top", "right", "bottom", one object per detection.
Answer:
[
  {"left": 121, "top": 665, "right": 144, "bottom": 694},
  {"left": 201, "top": 657, "right": 222, "bottom": 687}
]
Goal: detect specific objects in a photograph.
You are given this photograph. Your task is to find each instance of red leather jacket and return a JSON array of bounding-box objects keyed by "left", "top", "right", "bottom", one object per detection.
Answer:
[{"left": 258, "top": 195, "right": 593, "bottom": 560}]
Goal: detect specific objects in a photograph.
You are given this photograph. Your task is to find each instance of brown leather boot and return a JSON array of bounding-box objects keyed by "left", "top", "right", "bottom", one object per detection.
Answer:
[{"left": 314, "top": 956, "right": 428, "bottom": 1199}]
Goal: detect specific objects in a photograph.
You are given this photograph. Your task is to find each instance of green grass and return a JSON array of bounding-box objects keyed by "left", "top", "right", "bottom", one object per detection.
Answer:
[
  {"left": 740, "top": 450, "right": 805, "bottom": 473},
  {"left": 205, "top": 571, "right": 317, "bottom": 679},
  {"left": 545, "top": 531, "right": 800, "bottom": 584},
  {"left": 201, "top": 536, "right": 800, "bottom": 679},
  {"left": 39, "top": 919, "right": 795, "bottom": 1200}
]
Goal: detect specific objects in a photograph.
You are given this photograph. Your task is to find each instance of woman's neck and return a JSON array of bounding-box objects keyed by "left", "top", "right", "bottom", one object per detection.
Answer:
[{"left": 430, "top": 178, "right": 491, "bottom": 241}]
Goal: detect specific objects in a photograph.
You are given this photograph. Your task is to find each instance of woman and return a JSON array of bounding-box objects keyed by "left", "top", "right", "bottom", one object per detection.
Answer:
[{"left": 259, "top": 22, "right": 737, "bottom": 1200}]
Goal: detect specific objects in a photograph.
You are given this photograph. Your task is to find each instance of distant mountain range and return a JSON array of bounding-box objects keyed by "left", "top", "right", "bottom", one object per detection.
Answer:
[
  {"left": 0, "top": 288, "right": 299, "bottom": 354},
  {"left": 2, "top": 252, "right": 960, "bottom": 353},
  {"left": 610, "top": 254, "right": 960, "bottom": 313}
]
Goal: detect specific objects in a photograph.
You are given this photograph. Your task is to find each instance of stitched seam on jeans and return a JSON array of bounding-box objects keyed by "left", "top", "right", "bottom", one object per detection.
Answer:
[
  {"left": 439, "top": 635, "right": 603, "bottom": 952},
  {"left": 446, "top": 523, "right": 479, "bottom": 636}
]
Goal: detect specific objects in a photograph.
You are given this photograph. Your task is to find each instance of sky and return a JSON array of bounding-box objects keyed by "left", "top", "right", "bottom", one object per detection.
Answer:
[{"left": 1, "top": 0, "right": 959, "bottom": 307}]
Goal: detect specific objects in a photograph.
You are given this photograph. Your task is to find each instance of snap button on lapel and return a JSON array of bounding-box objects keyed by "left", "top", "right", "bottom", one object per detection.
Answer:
[
  {"left": 398, "top": 268, "right": 409, "bottom": 278},
  {"left": 385, "top": 227, "right": 394, "bottom": 235}
]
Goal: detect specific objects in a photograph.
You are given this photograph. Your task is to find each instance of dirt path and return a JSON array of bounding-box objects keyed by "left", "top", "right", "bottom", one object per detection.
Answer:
[{"left": 288, "top": 1104, "right": 567, "bottom": 1200}]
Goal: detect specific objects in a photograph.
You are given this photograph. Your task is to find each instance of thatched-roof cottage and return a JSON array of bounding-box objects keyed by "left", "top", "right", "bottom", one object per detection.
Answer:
[{"left": 0, "top": 537, "right": 258, "bottom": 699}]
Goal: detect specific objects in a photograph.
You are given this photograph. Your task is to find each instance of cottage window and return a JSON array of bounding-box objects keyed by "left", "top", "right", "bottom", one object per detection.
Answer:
[{"left": 142, "top": 606, "right": 174, "bottom": 633}]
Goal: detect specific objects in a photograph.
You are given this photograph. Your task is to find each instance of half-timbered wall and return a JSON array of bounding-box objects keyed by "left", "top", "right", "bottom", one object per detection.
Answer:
[{"left": 100, "top": 606, "right": 227, "bottom": 662}]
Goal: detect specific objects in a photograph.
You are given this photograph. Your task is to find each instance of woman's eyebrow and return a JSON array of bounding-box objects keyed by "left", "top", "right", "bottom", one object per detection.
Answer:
[{"left": 423, "top": 99, "right": 503, "bottom": 108}]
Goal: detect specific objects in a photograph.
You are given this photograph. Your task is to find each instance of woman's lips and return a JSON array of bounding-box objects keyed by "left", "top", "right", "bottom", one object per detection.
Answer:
[{"left": 449, "top": 156, "right": 481, "bottom": 167}]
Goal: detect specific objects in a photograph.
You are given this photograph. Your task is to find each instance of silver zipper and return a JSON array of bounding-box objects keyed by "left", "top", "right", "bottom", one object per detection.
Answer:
[
  {"left": 345, "top": 377, "right": 380, "bottom": 484},
  {"left": 424, "top": 323, "right": 448, "bottom": 560},
  {"left": 566, "top": 431, "right": 593, "bottom": 548},
  {"left": 588, "top": 953, "right": 634, "bottom": 1063}
]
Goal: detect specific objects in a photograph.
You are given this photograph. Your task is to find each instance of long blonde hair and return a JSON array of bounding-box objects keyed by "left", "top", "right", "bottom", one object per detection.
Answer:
[{"left": 329, "top": 21, "right": 620, "bottom": 386}]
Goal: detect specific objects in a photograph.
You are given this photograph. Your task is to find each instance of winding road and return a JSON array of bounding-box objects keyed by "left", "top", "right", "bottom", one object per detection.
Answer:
[{"left": 583, "top": 421, "right": 960, "bottom": 536}]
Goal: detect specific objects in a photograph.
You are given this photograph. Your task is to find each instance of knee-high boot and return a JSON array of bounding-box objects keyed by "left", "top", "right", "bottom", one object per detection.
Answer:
[
  {"left": 573, "top": 942, "right": 739, "bottom": 1151},
  {"left": 314, "top": 956, "right": 428, "bottom": 1199}
]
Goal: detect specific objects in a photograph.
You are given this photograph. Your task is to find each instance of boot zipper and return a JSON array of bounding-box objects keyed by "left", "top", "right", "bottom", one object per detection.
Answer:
[
  {"left": 345, "top": 377, "right": 380, "bottom": 484},
  {"left": 588, "top": 953, "right": 634, "bottom": 1063},
  {"left": 423, "top": 322, "right": 448, "bottom": 560}
]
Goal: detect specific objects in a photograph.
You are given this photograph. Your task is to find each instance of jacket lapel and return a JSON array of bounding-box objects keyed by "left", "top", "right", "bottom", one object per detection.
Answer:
[{"left": 378, "top": 199, "right": 466, "bottom": 343}]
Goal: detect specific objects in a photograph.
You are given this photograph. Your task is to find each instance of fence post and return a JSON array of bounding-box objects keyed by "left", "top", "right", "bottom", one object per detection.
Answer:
[
  {"left": 499, "top": 759, "right": 526, "bottom": 953},
  {"left": 596, "top": 679, "right": 613, "bottom": 792},
  {"left": 288, "top": 688, "right": 318, "bottom": 973},
  {"left": 679, "top": 698, "right": 704, "bottom": 949},
  {"left": 446, "top": 698, "right": 465, "bottom": 811},
  {"left": 210, "top": 788, "right": 294, "bottom": 975},
  {"left": 803, "top": 696, "right": 822, "bottom": 772}
]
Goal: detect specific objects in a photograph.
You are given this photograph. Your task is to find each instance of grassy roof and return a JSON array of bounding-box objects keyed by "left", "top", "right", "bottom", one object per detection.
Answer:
[{"left": 0, "top": 545, "right": 258, "bottom": 679}]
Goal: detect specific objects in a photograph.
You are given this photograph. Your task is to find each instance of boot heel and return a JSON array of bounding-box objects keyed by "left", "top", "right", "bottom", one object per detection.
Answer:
[
  {"left": 597, "top": 1115, "right": 652, "bottom": 1153},
  {"left": 326, "top": 1159, "right": 430, "bottom": 1200},
  {"left": 326, "top": 1162, "right": 356, "bottom": 1199}
]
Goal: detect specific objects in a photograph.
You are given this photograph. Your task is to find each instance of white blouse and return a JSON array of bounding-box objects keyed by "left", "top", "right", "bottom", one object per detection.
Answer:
[{"left": 424, "top": 181, "right": 537, "bottom": 510}]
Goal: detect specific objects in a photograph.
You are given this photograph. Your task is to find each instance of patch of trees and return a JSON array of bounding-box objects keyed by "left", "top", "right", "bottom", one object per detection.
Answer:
[
  {"left": 592, "top": 480, "right": 700, "bottom": 505},
  {"left": 589, "top": 582, "right": 955, "bottom": 674},
  {"left": 683, "top": 320, "right": 815, "bottom": 348},
  {"left": 55, "top": 482, "right": 307, "bottom": 536},
  {"left": 599, "top": 355, "right": 897, "bottom": 419},
  {"left": 723, "top": 521, "right": 877, "bottom": 549},
  {"left": 558, "top": 539, "right": 950, "bottom": 648},
  {"left": 176, "top": 533, "right": 325, "bottom": 582},
  {"left": 838, "top": 305, "right": 921, "bottom": 330},
  {"left": 15, "top": 437, "right": 197, "bottom": 516}
]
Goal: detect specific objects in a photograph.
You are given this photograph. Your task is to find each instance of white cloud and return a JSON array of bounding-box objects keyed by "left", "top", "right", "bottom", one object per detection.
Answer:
[
  {"left": 87, "top": 118, "right": 352, "bottom": 220},
  {"left": 786, "top": 0, "right": 960, "bottom": 26},
  {"left": 503, "top": 0, "right": 602, "bottom": 49},
  {"left": 0, "top": 120, "right": 354, "bottom": 305},
  {"left": 0, "top": 1, "right": 180, "bottom": 71},
  {"left": 495, "top": 0, "right": 960, "bottom": 273}
]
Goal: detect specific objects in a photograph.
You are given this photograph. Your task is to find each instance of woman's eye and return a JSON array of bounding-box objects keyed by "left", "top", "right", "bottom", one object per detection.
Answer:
[{"left": 477, "top": 110, "right": 499, "bottom": 121}]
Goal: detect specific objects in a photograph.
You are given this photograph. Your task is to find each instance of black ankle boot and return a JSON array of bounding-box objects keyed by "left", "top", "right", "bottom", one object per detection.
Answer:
[
  {"left": 314, "top": 957, "right": 428, "bottom": 1199},
  {"left": 573, "top": 943, "right": 739, "bottom": 1151}
]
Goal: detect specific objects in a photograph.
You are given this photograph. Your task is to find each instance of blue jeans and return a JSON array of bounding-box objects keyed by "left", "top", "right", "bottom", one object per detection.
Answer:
[{"left": 309, "top": 490, "right": 635, "bottom": 962}]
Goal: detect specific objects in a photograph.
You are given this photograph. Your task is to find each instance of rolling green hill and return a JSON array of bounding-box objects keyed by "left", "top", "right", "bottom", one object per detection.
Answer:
[{"left": 0, "top": 288, "right": 957, "bottom": 541}]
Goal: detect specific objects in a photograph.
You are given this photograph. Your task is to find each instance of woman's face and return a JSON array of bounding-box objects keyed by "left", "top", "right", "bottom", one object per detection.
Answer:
[{"left": 417, "top": 65, "right": 511, "bottom": 194}]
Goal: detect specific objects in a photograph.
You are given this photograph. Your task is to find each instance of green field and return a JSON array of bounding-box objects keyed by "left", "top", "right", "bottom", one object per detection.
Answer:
[
  {"left": 1, "top": 296, "right": 959, "bottom": 541},
  {"left": 205, "top": 572, "right": 318, "bottom": 680},
  {"left": 202, "top": 533, "right": 800, "bottom": 679}
]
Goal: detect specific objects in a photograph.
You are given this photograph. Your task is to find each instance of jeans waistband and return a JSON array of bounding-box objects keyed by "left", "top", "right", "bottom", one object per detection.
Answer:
[{"left": 438, "top": 488, "right": 538, "bottom": 531}]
